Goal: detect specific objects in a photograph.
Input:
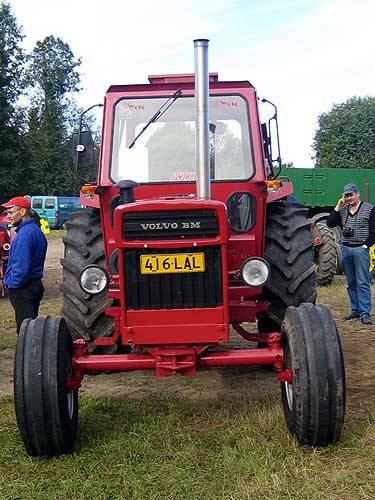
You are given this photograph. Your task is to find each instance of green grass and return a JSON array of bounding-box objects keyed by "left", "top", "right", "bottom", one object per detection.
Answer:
[
  {"left": 0, "top": 299, "right": 16, "bottom": 349},
  {"left": 1, "top": 275, "right": 375, "bottom": 498},
  {"left": 46, "top": 228, "right": 66, "bottom": 239},
  {"left": 0, "top": 396, "right": 375, "bottom": 499},
  {"left": 317, "top": 275, "right": 348, "bottom": 304},
  {"left": 0, "top": 298, "right": 62, "bottom": 349}
]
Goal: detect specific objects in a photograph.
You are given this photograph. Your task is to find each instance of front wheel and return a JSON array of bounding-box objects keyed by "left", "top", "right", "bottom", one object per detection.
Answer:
[
  {"left": 281, "top": 303, "right": 346, "bottom": 447},
  {"left": 14, "top": 316, "right": 78, "bottom": 456}
]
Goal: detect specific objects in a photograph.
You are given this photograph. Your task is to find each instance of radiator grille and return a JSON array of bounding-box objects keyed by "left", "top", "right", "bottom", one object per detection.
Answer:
[
  {"left": 123, "top": 210, "right": 218, "bottom": 240},
  {"left": 124, "top": 246, "right": 222, "bottom": 309}
]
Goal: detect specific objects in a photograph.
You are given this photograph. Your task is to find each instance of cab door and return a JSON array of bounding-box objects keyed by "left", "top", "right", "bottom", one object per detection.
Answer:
[
  {"left": 44, "top": 197, "right": 57, "bottom": 228},
  {"left": 31, "top": 197, "right": 44, "bottom": 219}
]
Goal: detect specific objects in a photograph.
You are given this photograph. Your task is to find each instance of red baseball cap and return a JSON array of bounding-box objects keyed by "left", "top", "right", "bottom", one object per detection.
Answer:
[{"left": 1, "top": 196, "right": 31, "bottom": 209}]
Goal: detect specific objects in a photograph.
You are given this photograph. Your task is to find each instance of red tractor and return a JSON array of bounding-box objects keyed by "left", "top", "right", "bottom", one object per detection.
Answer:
[
  {"left": 14, "top": 40, "right": 345, "bottom": 456},
  {"left": 0, "top": 212, "right": 10, "bottom": 297}
]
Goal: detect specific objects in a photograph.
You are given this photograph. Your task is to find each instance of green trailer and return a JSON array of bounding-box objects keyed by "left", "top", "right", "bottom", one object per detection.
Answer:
[{"left": 281, "top": 167, "right": 375, "bottom": 219}]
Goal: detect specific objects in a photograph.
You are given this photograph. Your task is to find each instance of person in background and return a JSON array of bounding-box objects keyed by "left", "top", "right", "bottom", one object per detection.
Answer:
[
  {"left": 23, "top": 195, "right": 52, "bottom": 234},
  {"left": 23, "top": 195, "right": 41, "bottom": 227},
  {"left": 327, "top": 183, "right": 375, "bottom": 325},
  {"left": 1, "top": 196, "right": 47, "bottom": 334}
]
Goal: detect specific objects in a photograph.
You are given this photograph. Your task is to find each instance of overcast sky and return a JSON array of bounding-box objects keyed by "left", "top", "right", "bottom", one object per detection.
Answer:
[{"left": 9, "top": 0, "right": 375, "bottom": 167}]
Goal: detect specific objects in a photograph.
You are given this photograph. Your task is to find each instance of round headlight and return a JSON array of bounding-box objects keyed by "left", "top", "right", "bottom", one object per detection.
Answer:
[
  {"left": 240, "top": 258, "right": 270, "bottom": 287},
  {"left": 80, "top": 265, "right": 109, "bottom": 295}
]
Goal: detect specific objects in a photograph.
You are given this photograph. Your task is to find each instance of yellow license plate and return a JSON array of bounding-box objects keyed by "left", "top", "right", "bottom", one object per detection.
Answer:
[{"left": 140, "top": 253, "right": 205, "bottom": 274}]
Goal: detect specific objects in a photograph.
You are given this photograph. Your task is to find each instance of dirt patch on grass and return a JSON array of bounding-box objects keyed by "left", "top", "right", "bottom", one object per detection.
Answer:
[
  {"left": 1, "top": 238, "right": 374, "bottom": 421},
  {"left": 0, "top": 349, "right": 14, "bottom": 398},
  {"left": 43, "top": 235, "right": 64, "bottom": 299}
]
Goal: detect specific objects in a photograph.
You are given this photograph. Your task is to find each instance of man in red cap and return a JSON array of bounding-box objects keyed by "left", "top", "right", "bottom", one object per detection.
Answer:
[{"left": 1, "top": 196, "right": 47, "bottom": 333}]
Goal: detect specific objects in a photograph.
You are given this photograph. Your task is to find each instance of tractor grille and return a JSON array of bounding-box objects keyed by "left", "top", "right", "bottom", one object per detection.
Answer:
[
  {"left": 124, "top": 246, "right": 222, "bottom": 309},
  {"left": 123, "top": 210, "right": 218, "bottom": 240}
]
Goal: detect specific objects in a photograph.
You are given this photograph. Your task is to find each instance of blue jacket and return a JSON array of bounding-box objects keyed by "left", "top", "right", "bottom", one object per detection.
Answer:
[{"left": 4, "top": 219, "right": 47, "bottom": 288}]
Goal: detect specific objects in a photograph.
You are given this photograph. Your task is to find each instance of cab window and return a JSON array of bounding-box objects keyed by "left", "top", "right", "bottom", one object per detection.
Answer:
[
  {"left": 45, "top": 198, "right": 56, "bottom": 209},
  {"left": 32, "top": 198, "right": 43, "bottom": 209},
  {"left": 111, "top": 95, "right": 254, "bottom": 183}
]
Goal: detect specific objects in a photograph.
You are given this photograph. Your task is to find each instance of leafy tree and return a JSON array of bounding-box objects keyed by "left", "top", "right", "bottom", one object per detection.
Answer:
[
  {"left": 146, "top": 122, "right": 196, "bottom": 181},
  {"left": 0, "top": 2, "right": 28, "bottom": 201},
  {"left": 313, "top": 96, "right": 375, "bottom": 169},
  {"left": 25, "top": 35, "right": 83, "bottom": 194},
  {"left": 212, "top": 123, "right": 244, "bottom": 179},
  {"left": 145, "top": 120, "right": 245, "bottom": 181}
]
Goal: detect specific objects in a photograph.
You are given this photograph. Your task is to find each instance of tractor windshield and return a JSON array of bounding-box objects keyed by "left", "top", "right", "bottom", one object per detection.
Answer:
[{"left": 110, "top": 95, "right": 254, "bottom": 183}]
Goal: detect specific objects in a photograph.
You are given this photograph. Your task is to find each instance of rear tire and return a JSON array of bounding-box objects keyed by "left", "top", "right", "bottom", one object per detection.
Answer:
[
  {"left": 281, "top": 303, "right": 346, "bottom": 446},
  {"left": 259, "top": 201, "right": 316, "bottom": 328},
  {"left": 334, "top": 242, "right": 344, "bottom": 275},
  {"left": 14, "top": 316, "right": 78, "bottom": 456},
  {"left": 61, "top": 208, "right": 114, "bottom": 351},
  {"left": 315, "top": 222, "right": 336, "bottom": 285}
]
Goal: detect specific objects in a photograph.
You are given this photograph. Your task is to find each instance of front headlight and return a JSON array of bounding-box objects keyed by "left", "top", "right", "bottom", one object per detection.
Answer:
[
  {"left": 80, "top": 265, "right": 109, "bottom": 295},
  {"left": 240, "top": 258, "right": 270, "bottom": 287}
]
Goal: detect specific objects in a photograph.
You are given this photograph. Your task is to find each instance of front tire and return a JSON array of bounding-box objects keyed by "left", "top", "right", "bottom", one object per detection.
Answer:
[
  {"left": 281, "top": 303, "right": 346, "bottom": 446},
  {"left": 14, "top": 316, "right": 78, "bottom": 456}
]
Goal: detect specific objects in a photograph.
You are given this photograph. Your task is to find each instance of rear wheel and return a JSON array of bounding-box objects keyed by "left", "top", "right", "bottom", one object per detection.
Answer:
[
  {"left": 259, "top": 201, "right": 316, "bottom": 329},
  {"left": 315, "top": 222, "right": 336, "bottom": 285},
  {"left": 14, "top": 316, "right": 78, "bottom": 456},
  {"left": 334, "top": 242, "right": 344, "bottom": 275},
  {"left": 281, "top": 303, "right": 346, "bottom": 446},
  {"left": 61, "top": 208, "right": 114, "bottom": 351}
]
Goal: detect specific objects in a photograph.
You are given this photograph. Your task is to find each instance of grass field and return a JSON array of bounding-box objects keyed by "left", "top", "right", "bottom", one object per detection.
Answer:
[
  {"left": 46, "top": 228, "right": 67, "bottom": 239},
  {"left": 0, "top": 282, "right": 375, "bottom": 499},
  {"left": 0, "top": 395, "right": 374, "bottom": 499}
]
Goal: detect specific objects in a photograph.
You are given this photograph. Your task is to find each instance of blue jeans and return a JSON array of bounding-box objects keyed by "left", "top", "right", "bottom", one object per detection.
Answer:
[{"left": 341, "top": 245, "right": 371, "bottom": 317}]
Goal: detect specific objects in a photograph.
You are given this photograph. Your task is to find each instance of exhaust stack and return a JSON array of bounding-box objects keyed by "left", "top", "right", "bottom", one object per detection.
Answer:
[{"left": 194, "top": 39, "right": 210, "bottom": 199}]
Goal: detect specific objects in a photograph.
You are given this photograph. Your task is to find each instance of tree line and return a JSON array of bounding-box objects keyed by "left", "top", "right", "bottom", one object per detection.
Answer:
[
  {"left": 312, "top": 96, "right": 375, "bottom": 168},
  {"left": 0, "top": 2, "right": 97, "bottom": 203},
  {"left": 1, "top": 2, "right": 374, "bottom": 205}
]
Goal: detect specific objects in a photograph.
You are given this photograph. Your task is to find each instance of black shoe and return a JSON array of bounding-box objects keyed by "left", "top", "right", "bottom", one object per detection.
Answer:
[
  {"left": 361, "top": 315, "right": 373, "bottom": 325},
  {"left": 343, "top": 312, "right": 360, "bottom": 320}
]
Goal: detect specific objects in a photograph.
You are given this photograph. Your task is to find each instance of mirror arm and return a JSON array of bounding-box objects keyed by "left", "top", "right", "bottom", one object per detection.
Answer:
[{"left": 261, "top": 98, "right": 282, "bottom": 177}]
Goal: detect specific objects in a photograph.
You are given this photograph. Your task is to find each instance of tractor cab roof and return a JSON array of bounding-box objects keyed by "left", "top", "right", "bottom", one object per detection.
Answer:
[{"left": 106, "top": 73, "right": 255, "bottom": 95}]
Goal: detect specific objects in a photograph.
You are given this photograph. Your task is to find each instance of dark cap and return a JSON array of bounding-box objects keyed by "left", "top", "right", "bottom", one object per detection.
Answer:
[{"left": 343, "top": 183, "right": 359, "bottom": 195}]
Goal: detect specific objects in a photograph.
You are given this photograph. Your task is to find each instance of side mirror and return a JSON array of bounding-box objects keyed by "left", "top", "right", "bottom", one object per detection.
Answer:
[{"left": 72, "top": 131, "right": 94, "bottom": 168}]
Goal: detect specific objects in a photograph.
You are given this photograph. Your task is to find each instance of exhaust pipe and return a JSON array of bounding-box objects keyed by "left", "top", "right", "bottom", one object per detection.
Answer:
[{"left": 194, "top": 39, "right": 210, "bottom": 199}]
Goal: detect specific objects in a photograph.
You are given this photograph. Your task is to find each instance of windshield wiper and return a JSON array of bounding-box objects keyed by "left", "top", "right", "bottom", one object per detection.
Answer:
[{"left": 128, "top": 88, "right": 182, "bottom": 149}]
